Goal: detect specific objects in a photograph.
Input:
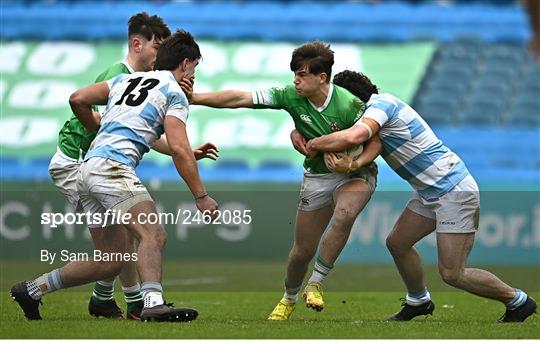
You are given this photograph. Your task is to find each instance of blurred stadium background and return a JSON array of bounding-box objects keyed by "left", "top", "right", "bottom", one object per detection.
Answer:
[{"left": 1, "top": 0, "right": 539, "bottom": 274}]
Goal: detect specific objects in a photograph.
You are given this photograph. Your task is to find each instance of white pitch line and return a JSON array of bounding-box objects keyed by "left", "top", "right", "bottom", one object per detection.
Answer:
[{"left": 162, "top": 277, "right": 226, "bottom": 286}]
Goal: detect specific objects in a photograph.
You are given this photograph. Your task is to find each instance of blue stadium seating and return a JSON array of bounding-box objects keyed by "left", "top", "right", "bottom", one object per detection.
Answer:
[
  {"left": 0, "top": 1, "right": 533, "bottom": 42},
  {"left": 414, "top": 40, "right": 539, "bottom": 129},
  {"left": 1, "top": 1, "right": 538, "bottom": 185},
  {"left": 412, "top": 39, "right": 539, "bottom": 185}
]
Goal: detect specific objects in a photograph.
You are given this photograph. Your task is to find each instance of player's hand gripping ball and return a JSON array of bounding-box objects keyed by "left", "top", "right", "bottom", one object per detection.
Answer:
[{"left": 324, "top": 144, "right": 364, "bottom": 173}]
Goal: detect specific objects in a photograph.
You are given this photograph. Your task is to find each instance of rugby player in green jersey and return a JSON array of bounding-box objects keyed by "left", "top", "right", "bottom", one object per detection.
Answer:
[{"left": 187, "top": 41, "right": 382, "bottom": 320}]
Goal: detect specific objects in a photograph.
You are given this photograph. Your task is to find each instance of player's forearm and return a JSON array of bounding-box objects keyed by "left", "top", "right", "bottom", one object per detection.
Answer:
[
  {"left": 152, "top": 135, "right": 171, "bottom": 156},
  {"left": 153, "top": 138, "right": 203, "bottom": 160},
  {"left": 311, "top": 125, "right": 369, "bottom": 152},
  {"left": 69, "top": 82, "right": 109, "bottom": 132},
  {"left": 69, "top": 95, "right": 100, "bottom": 132},
  {"left": 352, "top": 135, "right": 382, "bottom": 169},
  {"left": 191, "top": 90, "right": 253, "bottom": 108},
  {"left": 170, "top": 146, "right": 207, "bottom": 198}
]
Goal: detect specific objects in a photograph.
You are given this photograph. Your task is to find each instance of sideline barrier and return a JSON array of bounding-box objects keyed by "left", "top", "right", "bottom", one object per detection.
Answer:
[{"left": 1, "top": 184, "right": 538, "bottom": 265}]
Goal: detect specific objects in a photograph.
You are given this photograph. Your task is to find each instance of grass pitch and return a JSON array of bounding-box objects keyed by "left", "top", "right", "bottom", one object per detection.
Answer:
[{"left": 1, "top": 261, "right": 539, "bottom": 338}]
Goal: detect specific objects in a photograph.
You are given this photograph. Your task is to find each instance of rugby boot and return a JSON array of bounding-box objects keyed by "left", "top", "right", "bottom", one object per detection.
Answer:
[
  {"left": 498, "top": 296, "right": 537, "bottom": 323},
  {"left": 10, "top": 281, "right": 43, "bottom": 320},
  {"left": 127, "top": 300, "right": 144, "bottom": 320},
  {"left": 267, "top": 299, "right": 296, "bottom": 320},
  {"left": 303, "top": 282, "right": 325, "bottom": 312},
  {"left": 387, "top": 298, "right": 435, "bottom": 321},
  {"left": 88, "top": 297, "right": 123, "bottom": 319},
  {"left": 140, "top": 302, "right": 198, "bottom": 322}
]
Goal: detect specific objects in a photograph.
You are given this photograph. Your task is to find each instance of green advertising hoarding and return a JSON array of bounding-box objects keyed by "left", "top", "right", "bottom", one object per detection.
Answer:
[
  {"left": 0, "top": 184, "right": 539, "bottom": 265},
  {"left": 0, "top": 41, "right": 434, "bottom": 166}
]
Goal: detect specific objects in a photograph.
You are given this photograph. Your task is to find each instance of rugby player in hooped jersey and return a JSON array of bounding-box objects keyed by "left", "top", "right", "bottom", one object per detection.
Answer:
[
  {"left": 185, "top": 41, "right": 382, "bottom": 320},
  {"left": 303, "top": 70, "right": 537, "bottom": 323},
  {"left": 29, "top": 12, "right": 217, "bottom": 322},
  {"left": 49, "top": 12, "right": 172, "bottom": 320},
  {"left": 11, "top": 30, "right": 216, "bottom": 323}
]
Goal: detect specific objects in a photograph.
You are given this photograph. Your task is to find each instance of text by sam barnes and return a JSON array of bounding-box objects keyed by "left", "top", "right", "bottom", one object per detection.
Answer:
[{"left": 40, "top": 250, "right": 137, "bottom": 264}]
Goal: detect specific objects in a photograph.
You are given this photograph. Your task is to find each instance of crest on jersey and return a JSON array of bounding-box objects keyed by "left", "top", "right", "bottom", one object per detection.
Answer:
[
  {"left": 330, "top": 122, "right": 340, "bottom": 131},
  {"left": 300, "top": 114, "right": 312, "bottom": 124}
]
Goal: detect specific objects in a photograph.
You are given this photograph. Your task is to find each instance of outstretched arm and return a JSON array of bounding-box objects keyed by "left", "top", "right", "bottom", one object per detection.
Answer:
[
  {"left": 69, "top": 81, "right": 109, "bottom": 132},
  {"left": 152, "top": 134, "right": 219, "bottom": 161},
  {"left": 191, "top": 90, "right": 254, "bottom": 108},
  {"left": 307, "top": 118, "right": 381, "bottom": 153}
]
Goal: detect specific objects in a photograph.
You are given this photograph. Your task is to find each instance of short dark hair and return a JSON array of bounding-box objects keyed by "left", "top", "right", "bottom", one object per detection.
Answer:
[
  {"left": 290, "top": 41, "right": 334, "bottom": 83},
  {"left": 128, "top": 12, "right": 171, "bottom": 42},
  {"left": 333, "top": 70, "right": 379, "bottom": 102},
  {"left": 154, "top": 30, "right": 201, "bottom": 71}
]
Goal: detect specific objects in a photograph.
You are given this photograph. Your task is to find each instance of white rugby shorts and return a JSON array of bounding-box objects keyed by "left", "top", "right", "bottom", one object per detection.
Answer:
[
  {"left": 298, "top": 162, "right": 377, "bottom": 211},
  {"left": 406, "top": 174, "right": 480, "bottom": 233},
  {"left": 48, "top": 149, "right": 82, "bottom": 211},
  {"left": 77, "top": 157, "right": 153, "bottom": 228}
]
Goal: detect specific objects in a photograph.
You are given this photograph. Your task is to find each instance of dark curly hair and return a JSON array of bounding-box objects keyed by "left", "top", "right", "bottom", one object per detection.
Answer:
[
  {"left": 154, "top": 29, "right": 201, "bottom": 71},
  {"left": 333, "top": 70, "right": 378, "bottom": 103}
]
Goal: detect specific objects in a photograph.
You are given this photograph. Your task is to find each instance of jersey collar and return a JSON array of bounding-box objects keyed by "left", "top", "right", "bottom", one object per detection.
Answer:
[
  {"left": 308, "top": 83, "right": 334, "bottom": 112},
  {"left": 366, "top": 93, "right": 380, "bottom": 107},
  {"left": 122, "top": 60, "right": 135, "bottom": 74}
]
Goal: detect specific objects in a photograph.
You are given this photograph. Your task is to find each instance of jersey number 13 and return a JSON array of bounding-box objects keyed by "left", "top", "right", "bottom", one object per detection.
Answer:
[{"left": 115, "top": 77, "right": 160, "bottom": 107}]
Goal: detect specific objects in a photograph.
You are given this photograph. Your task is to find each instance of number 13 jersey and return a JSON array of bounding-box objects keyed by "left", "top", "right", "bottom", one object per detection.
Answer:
[{"left": 85, "top": 70, "right": 189, "bottom": 168}]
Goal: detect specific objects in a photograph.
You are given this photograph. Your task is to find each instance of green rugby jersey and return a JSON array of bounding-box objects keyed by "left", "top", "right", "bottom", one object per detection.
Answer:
[
  {"left": 57, "top": 62, "right": 133, "bottom": 159},
  {"left": 252, "top": 84, "right": 366, "bottom": 174}
]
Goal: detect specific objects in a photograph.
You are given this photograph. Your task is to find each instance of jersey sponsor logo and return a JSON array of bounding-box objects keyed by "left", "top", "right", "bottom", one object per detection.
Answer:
[{"left": 300, "top": 114, "right": 312, "bottom": 124}]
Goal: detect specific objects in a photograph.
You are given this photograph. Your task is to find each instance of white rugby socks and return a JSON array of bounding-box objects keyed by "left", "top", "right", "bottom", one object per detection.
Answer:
[
  {"left": 26, "top": 269, "right": 64, "bottom": 300},
  {"left": 406, "top": 288, "right": 431, "bottom": 306},
  {"left": 283, "top": 280, "right": 301, "bottom": 303},
  {"left": 141, "top": 281, "right": 164, "bottom": 308},
  {"left": 308, "top": 256, "right": 334, "bottom": 285}
]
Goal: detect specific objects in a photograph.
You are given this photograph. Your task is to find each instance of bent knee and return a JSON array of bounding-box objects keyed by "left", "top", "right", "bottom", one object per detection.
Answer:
[
  {"left": 386, "top": 234, "right": 403, "bottom": 254},
  {"left": 289, "top": 245, "right": 316, "bottom": 263},
  {"left": 332, "top": 206, "right": 357, "bottom": 230},
  {"left": 438, "top": 266, "right": 463, "bottom": 286},
  {"left": 140, "top": 226, "right": 167, "bottom": 248},
  {"left": 156, "top": 227, "right": 167, "bottom": 247}
]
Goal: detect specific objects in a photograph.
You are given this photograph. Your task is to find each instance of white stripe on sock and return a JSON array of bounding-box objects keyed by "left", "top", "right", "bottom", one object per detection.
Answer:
[{"left": 406, "top": 291, "right": 431, "bottom": 306}]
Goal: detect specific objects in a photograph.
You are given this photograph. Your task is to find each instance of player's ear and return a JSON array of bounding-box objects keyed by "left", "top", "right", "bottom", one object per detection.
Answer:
[
  {"left": 181, "top": 58, "right": 189, "bottom": 71},
  {"left": 320, "top": 72, "right": 328, "bottom": 84},
  {"left": 131, "top": 36, "right": 142, "bottom": 53}
]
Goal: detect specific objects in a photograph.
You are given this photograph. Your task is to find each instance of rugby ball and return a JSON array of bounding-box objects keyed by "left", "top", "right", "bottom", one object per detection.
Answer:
[
  {"left": 344, "top": 144, "right": 364, "bottom": 161},
  {"left": 324, "top": 144, "right": 364, "bottom": 170}
]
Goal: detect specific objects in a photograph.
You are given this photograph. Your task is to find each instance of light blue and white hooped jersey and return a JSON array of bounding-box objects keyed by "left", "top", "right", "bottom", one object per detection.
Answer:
[
  {"left": 359, "top": 93, "right": 470, "bottom": 200},
  {"left": 85, "top": 70, "right": 189, "bottom": 168}
]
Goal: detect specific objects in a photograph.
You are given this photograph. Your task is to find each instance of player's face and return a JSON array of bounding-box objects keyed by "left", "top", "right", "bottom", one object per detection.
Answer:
[
  {"left": 293, "top": 66, "right": 324, "bottom": 97},
  {"left": 182, "top": 58, "right": 200, "bottom": 80},
  {"left": 139, "top": 37, "right": 163, "bottom": 71}
]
